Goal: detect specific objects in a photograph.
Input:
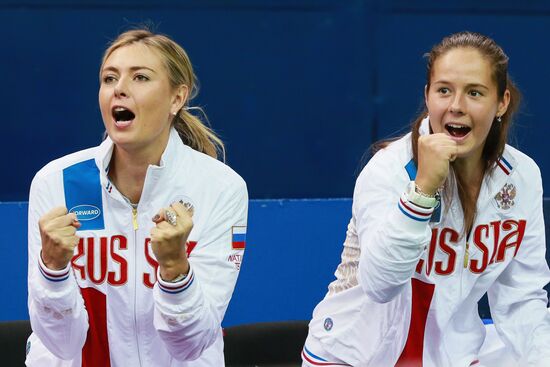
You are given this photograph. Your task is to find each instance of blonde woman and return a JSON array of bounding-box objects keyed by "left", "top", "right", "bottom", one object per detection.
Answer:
[{"left": 26, "top": 29, "right": 248, "bottom": 366}]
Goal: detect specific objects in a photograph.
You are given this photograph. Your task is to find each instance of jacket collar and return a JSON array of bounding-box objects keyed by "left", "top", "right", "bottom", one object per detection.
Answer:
[
  {"left": 94, "top": 127, "right": 185, "bottom": 203},
  {"left": 484, "top": 148, "right": 516, "bottom": 198},
  {"left": 95, "top": 127, "right": 182, "bottom": 170}
]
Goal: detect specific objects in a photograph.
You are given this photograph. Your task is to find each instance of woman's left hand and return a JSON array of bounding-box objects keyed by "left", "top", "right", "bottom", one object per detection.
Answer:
[{"left": 150, "top": 201, "right": 194, "bottom": 281}]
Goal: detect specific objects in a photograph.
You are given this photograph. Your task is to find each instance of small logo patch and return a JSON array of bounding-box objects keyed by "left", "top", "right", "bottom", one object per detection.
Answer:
[
  {"left": 26, "top": 340, "right": 31, "bottom": 356},
  {"left": 231, "top": 226, "right": 247, "bottom": 250},
  {"left": 324, "top": 317, "right": 333, "bottom": 331},
  {"left": 495, "top": 183, "right": 516, "bottom": 210},
  {"left": 69, "top": 204, "right": 101, "bottom": 221}
]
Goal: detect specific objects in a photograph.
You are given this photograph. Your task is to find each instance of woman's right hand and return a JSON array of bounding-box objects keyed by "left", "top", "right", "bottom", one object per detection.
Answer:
[
  {"left": 416, "top": 133, "right": 458, "bottom": 195},
  {"left": 39, "top": 207, "right": 81, "bottom": 270}
]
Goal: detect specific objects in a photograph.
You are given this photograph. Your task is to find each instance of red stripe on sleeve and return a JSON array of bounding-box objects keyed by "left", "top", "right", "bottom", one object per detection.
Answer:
[
  {"left": 81, "top": 287, "right": 111, "bottom": 367},
  {"left": 395, "top": 278, "right": 435, "bottom": 367}
]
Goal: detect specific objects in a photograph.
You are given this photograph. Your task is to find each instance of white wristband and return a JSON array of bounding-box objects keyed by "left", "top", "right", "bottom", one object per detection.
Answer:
[{"left": 405, "top": 181, "right": 439, "bottom": 208}]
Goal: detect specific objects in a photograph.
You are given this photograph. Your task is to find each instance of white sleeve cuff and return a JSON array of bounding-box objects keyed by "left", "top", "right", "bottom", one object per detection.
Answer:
[
  {"left": 155, "top": 266, "right": 197, "bottom": 305},
  {"left": 37, "top": 251, "right": 73, "bottom": 292},
  {"left": 397, "top": 193, "right": 435, "bottom": 225}
]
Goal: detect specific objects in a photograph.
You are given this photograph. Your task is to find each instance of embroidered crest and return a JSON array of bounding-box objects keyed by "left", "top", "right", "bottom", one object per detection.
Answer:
[
  {"left": 495, "top": 183, "right": 516, "bottom": 210},
  {"left": 324, "top": 317, "right": 333, "bottom": 331}
]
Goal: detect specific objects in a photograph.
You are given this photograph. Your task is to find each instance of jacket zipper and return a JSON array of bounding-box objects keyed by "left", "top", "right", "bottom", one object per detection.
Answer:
[
  {"left": 463, "top": 225, "right": 473, "bottom": 269},
  {"left": 132, "top": 207, "right": 143, "bottom": 366},
  {"left": 132, "top": 207, "right": 139, "bottom": 230},
  {"left": 463, "top": 241, "right": 470, "bottom": 268},
  {"left": 459, "top": 227, "right": 473, "bottom": 302}
]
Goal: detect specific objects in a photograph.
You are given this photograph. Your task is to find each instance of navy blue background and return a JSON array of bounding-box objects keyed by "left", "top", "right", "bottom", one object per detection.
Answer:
[{"left": 2, "top": 0, "right": 549, "bottom": 201}]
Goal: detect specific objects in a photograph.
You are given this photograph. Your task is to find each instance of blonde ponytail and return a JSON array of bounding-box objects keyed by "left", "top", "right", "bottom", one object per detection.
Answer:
[{"left": 174, "top": 107, "right": 225, "bottom": 160}]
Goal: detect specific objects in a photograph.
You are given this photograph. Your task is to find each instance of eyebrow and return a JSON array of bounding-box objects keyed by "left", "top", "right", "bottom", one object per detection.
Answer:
[
  {"left": 432, "top": 80, "right": 490, "bottom": 90},
  {"left": 101, "top": 66, "right": 157, "bottom": 74}
]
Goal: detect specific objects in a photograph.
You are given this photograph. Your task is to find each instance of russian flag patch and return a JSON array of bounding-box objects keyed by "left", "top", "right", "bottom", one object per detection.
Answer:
[{"left": 232, "top": 226, "right": 247, "bottom": 249}]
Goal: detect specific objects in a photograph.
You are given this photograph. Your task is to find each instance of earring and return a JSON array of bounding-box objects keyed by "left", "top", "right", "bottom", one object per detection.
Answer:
[{"left": 496, "top": 115, "right": 502, "bottom": 122}]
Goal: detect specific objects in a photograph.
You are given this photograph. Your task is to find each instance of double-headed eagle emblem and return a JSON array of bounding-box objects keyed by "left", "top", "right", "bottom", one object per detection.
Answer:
[{"left": 495, "top": 183, "right": 516, "bottom": 210}]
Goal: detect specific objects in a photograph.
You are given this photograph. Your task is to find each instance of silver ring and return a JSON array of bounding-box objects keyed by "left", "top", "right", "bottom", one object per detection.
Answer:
[
  {"left": 178, "top": 200, "right": 194, "bottom": 211},
  {"left": 165, "top": 210, "right": 177, "bottom": 226}
]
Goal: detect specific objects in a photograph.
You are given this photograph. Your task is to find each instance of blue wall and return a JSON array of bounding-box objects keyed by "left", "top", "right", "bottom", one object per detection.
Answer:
[
  {"left": 3, "top": 199, "right": 550, "bottom": 325},
  {"left": 3, "top": 0, "right": 550, "bottom": 201}
]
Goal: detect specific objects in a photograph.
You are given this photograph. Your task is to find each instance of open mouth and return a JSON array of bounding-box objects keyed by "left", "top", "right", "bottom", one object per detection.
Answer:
[
  {"left": 445, "top": 123, "right": 471, "bottom": 138},
  {"left": 112, "top": 106, "right": 135, "bottom": 127}
]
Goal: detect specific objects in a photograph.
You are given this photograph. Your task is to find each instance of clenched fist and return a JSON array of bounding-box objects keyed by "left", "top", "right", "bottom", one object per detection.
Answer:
[
  {"left": 416, "top": 133, "right": 458, "bottom": 195},
  {"left": 150, "top": 201, "right": 194, "bottom": 281},
  {"left": 39, "top": 207, "right": 81, "bottom": 270}
]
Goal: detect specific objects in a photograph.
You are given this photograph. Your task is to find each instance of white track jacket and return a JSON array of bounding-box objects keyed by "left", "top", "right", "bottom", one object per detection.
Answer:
[
  {"left": 304, "top": 119, "right": 550, "bottom": 367},
  {"left": 26, "top": 128, "right": 248, "bottom": 367}
]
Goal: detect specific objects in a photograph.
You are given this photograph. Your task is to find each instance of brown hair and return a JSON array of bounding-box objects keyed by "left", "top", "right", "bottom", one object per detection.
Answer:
[
  {"left": 411, "top": 31, "right": 520, "bottom": 167},
  {"left": 101, "top": 29, "right": 225, "bottom": 160},
  {"left": 376, "top": 32, "right": 521, "bottom": 235}
]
